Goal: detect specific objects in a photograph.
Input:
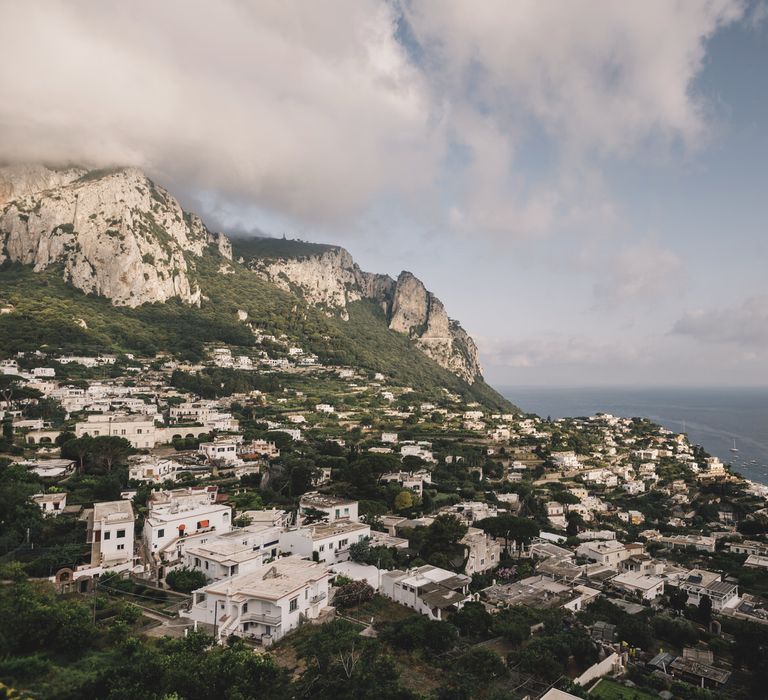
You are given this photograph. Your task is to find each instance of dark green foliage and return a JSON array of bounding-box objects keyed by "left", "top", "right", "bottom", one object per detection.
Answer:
[
  {"left": 380, "top": 616, "right": 458, "bottom": 655},
  {"left": 165, "top": 566, "right": 208, "bottom": 594},
  {"left": 171, "top": 367, "right": 280, "bottom": 398}
]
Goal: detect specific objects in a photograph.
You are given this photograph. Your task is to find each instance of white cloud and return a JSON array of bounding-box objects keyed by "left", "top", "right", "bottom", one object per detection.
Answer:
[
  {"left": 672, "top": 295, "right": 768, "bottom": 346},
  {"left": 593, "top": 241, "right": 686, "bottom": 305},
  {"left": 479, "top": 334, "right": 644, "bottom": 369},
  {"left": 0, "top": 0, "right": 745, "bottom": 237}
]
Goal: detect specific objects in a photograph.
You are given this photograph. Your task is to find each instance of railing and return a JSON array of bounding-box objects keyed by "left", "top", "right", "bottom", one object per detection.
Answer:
[
  {"left": 240, "top": 611, "right": 282, "bottom": 626},
  {"left": 310, "top": 592, "right": 327, "bottom": 604}
]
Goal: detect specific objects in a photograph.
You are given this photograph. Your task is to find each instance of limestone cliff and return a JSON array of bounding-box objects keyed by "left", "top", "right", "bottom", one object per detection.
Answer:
[
  {"left": 0, "top": 165, "right": 230, "bottom": 306},
  {"left": 241, "top": 242, "right": 483, "bottom": 383}
]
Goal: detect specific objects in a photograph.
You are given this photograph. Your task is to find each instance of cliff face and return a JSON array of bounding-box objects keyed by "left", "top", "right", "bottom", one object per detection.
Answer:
[
  {"left": 0, "top": 165, "right": 231, "bottom": 307},
  {"left": 246, "top": 248, "right": 483, "bottom": 383}
]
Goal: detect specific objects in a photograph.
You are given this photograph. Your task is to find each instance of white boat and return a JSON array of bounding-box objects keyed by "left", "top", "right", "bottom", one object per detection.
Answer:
[{"left": 730, "top": 438, "right": 739, "bottom": 453}]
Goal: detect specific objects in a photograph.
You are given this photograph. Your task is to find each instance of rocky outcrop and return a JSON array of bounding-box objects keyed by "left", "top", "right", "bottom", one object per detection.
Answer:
[
  {"left": 246, "top": 247, "right": 483, "bottom": 383},
  {"left": 0, "top": 165, "right": 231, "bottom": 307}
]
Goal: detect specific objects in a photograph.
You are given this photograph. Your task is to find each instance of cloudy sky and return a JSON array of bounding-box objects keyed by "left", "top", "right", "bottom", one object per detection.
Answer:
[{"left": 1, "top": 1, "right": 766, "bottom": 388}]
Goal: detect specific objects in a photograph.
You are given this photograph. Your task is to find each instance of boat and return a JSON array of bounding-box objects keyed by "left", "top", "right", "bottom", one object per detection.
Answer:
[{"left": 730, "top": 438, "right": 739, "bottom": 453}]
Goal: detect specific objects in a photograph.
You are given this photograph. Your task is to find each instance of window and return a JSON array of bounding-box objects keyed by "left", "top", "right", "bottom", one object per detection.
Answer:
[
  {"left": 158, "top": 528, "right": 165, "bottom": 538},
  {"left": 305, "top": 588, "right": 308, "bottom": 599},
  {"left": 137, "top": 428, "right": 142, "bottom": 434},
  {"left": 242, "top": 603, "right": 248, "bottom": 613},
  {"left": 197, "top": 520, "right": 209, "bottom": 529},
  {"left": 335, "top": 509, "right": 341, "bottom": 518},
  {"left": 318, "top": 545, "right": 325, "bottom": 552},
  {"left": 339, "top": 539, "right": 348, "bottom": 548},
  {"left": 116, "top": 530, "right": 126, "bottom": 538},
  {"left": 205, "top": 561, "right": 209, "bottom": 570},
  {"left": 344, "top": 508, "right": 349, "bottom": 515},
  {"left": 289, "top": 597, "right": 298, "bottom": 612},
  {"left": 121, "top": 429, "right": 126, "bottom": 435},
  {"left": 103, "top": 531, "right": 111, "bottom": 540},
  {"left": 194, "top": 558, "right": 201, "bottom": 566},
  {"left": 117, "top": 544, "right": 125, "bottom": 550}
]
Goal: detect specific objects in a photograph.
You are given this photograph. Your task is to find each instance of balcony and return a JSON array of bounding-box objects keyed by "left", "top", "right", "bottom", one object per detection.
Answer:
[
  {"left": 240, "top": 611, "right": 282, "bottom": 626},
  {"left": 310, "top": 592, "right": 327, "bottom": 604}
]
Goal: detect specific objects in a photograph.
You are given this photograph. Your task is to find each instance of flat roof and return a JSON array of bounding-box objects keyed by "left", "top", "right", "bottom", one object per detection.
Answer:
[{"left": 199, "top": 558, "right": 328, "bottom": 601}]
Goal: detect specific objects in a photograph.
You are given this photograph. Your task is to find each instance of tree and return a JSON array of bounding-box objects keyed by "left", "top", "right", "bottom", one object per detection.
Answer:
[
  {"left": 476, "top": 515, "right": 538, "bottom": 554},
  {"left": 394, "top": 490, "right": 416, "bottom": 512},
  {"left": 61, "top": 436, "right": 93, "bottom": 473},
  {"left": 89, "top": 435, "right": 133, "bottom": 473},
  {"left": 166, "top": 567, "right": 208, "bottom": 594},
  {"left": 424, "top": 514, "right": 468, "bottom": 553},
  {"left": 698, "top": 594, "right": 713, "bottom": 625}
]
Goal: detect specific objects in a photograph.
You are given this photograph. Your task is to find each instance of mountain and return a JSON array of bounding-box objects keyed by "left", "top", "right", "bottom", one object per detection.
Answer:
[
  {"left": 236, "top": 240, "right": 482, "bottom": 384},
  {"left": 0, "top": 164, "right": 512, "bottom": 410}
]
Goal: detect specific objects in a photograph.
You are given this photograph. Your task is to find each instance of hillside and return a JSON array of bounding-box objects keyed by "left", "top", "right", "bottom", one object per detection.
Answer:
[{"left": 0, "top": 165, "right": 514, "bottom": 411}]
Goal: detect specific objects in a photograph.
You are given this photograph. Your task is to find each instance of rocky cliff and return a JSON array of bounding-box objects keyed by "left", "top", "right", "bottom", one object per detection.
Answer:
[
  {"left": 0, "top": 164, "right": 483, "bottom": 384},
  {"left": 242, "top": 243, "right": 483, "bottom": 383},
  {"left": 0, "top": 165, "right": 231, "bottom": 307}
]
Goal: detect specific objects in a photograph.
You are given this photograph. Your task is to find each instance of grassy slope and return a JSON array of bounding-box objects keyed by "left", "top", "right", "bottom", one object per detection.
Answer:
[{"left": 0, "top": 255, "right": 514, "bottom": 411}]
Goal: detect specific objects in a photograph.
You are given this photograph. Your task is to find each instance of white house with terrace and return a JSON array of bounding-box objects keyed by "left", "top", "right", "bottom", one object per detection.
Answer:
[
  {"left": 75, "top": 413, "right": 157, "bottom": 449},
  {"left": 279, "top": 520, "right": 370, "bottom": 564},
  {"left": 299, "top": 492, "right": 358, "bottom": 523},
  {"left": 184, "top": 558, "right": 331, "bottom": 646},
  {"left": 183, "top": 524, "right": 282, "bottom": 582},
  {"left": 380, "top": 565, "right": 472, "bottom": 621}
]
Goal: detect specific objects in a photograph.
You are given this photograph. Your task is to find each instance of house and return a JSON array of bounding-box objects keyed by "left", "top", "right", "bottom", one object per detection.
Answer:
[
  {"left": 239, "top": 439, "right": 280, "bottom": 460},
  {"left": 461, "top": 527, "right": 502, "bottom": 575},
  {"left": 380, "top": 565, "right": 472, "bottom": 620},
  {"left": 184, "top": 558, "right": 331, "bottom": 646},
  {"left": 279, "top": 520, "right": 370, "bottom": 564},
  {"left": 239, "top": 508, "right": 290, "bottom": 528},
  {"left": 726, "top": 540, "right": 768, "bottom": 557},
  {"left": 381, "top": 432, "right": 398, "bottom": 444},
  {"left": 24, "top": 458, "right": 76, "bottom": 479},
  {"left": 551, "top": 451, "right": 581, "bottom": 469},
  {"left": 199, "top": 437, "right": 241, "bottom": 464},
  {"left": 87, "top": 500, "right": 136, "bottom": 572},
  {"left": 679, "top": 569, "right": 739, "bottom": 610},
  {"left": 612, "top": 572, "right": 665, "bottom": 600},
  {"left": 299, "top": 492, "right": 358, "bottom": 523},
  {"left": 31, "top": 492, "right": 67, "bottom": 517},
  {"left": 622, "top": 480, "right": 646, "bottom": 495},
  {"left": 576, "top": 540, "right": 630, "bottom": 569},
  {"left": 400, "top": 441, "right": 435, "bottom": 463},
  {"left": 183, "top": 524, "right": 282, "bottom": 582},
  {"left": 128, "top": 456, "right": 183, "bottom": 483},
  {"left": 75, "top": 413, "right": 157, "bottom": 449},
  {"left": 379, "top": 470, "right": 432, "bottom": 497},
  {"left": 546, "top": 502, "right": 567, "bottom": 529},
  {"left": 143, "top": 488, "right": 232, "bottom": 567}
]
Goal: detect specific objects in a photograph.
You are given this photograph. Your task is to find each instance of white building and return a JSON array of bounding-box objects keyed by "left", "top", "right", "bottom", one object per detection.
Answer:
[
  {"left": 199, "top": 437, "right": 242, "bottom": 464},
  {"left": 143, "top": 488, "right": 232, "bottom": 565},
  {"left": 679, "top": 569, "right": 739, "bottom": 610},
  {"left": 623, "top": 480, "right": 646, "bottom": 495},
  {"left": 461, "top": 527, "right": 502, "bottom": 575},
  {"left": 128, "top": 456, "right": 183, "bottom": 483},
  {"left": 576, "top": 540, "right": 630, "bottom": 569},
  {"left": 551, "top": 451, "right": 581, "bottom": 469},
  {"left": 279, "top": 521, "right": 370, "bottom": 564},
  {"left": 87, "top": 500, "right": 136, "bottom": 571},
  {"left": 184, "top": 558, "right": 331, "bottom": 645},
  {"left": 75, "top": 413, "right": 157, "bottom": 449},
  {"left": 31, "top": 492, "right": 67, "bottom": 517},
  {"left": 183, "top": 524, "right": 282, "bottom": 582},
  {"left": 400, "top": 441, "right": 436, "bottom": 463},
  {"left": 381, "top": 432, "right": 399, "bottom": 444},
  {"left": 612, "top": 572, "right": 665, "bottom": 600},
  {"left": 299, "top": 492, "right": 359, "bottom": 523},
  {"left": 380, "top": 565, "right": 472, "bottom": 620}
]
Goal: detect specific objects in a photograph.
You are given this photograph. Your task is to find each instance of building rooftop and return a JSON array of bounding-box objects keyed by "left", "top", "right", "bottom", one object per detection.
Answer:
[
  {"left": 299, "top": 491, "right": 356, "bottom": 509},
  {"left": 92, "top": 500, "right": 134, "bottom": 524},
  {"left": 200, "top": 558, "right": 328, "bottom": 601}
]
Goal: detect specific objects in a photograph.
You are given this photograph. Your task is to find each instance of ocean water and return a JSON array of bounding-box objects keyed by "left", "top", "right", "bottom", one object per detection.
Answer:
[{"left": 501, "top": 386, "right": 768, "bottom": 486}]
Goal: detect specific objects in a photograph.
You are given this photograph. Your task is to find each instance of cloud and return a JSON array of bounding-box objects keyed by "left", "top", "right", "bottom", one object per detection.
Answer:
[
  {"left": 593, "top": 242, "right": 686, "bottom": 305},
  {"left": 671, "top": 295, "right": 768, "bottom": 346},
  {"left": 0, "top": 1, "right": 745, "bottom": 237},
  {"left": 0, "top": 1, "right": 440, "bottom": 223},
  {"left": 479, "top": 334, "right": 644, "bottom": 369}
]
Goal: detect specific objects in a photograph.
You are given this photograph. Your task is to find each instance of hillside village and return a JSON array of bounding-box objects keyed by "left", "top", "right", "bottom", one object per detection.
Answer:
[{"left": 2, "top": 340, "right": 768, "bottom": 699}]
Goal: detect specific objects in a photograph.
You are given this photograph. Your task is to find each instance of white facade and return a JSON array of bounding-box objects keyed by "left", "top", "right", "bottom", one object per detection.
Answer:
[
  {"left": 32, "top": 492, "right": 67, "bottom": 516},
  {"left": 576, "top": 540, "right": 630, "bottom": 569},
  {"left": 380, "top": 565, "right": 472, "bottom": 620},
  {"left": 184, "top": 525, "right": 282, "bottom": 582},
  {"left": 199, "top": 438, "right": 241, "bottom": 464},
  {"left": 88, "top": 500, "right": 136, "bottom": 571},
  {"left": 279, "top": 521, "right": 370, "bottom": 564},
  {"left": 299, "top": 492, "right": 359, "bottom": 523},
  {"left": 612, "top": 572, "right": 665, "bottom": 600},
  {"left": 75, "top": 413, "right": 156, "bottom": 449},
  {"left": 184, "top": 558, "right": 331, "bottom": 645},
  {"left": 144, "top": 490, "right": 232, "bottom": 562}
]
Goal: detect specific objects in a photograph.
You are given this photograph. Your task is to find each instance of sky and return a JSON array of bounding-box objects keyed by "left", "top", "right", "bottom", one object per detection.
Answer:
[{"left": 0, "top": 0, "right": 766, "bottom": 388}]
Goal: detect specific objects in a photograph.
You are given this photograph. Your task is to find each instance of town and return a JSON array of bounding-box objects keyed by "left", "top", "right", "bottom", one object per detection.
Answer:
[{"left": 2, "top": 342, "right": 768, "bottom": 700}]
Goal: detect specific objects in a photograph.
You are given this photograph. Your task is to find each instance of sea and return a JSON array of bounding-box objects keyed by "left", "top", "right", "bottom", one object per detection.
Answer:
[{"left": 500, "top": 386, "right": 768, "bottom": 486}]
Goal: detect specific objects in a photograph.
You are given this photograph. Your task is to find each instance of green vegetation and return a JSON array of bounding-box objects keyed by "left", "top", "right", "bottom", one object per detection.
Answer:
[
  {"left": 0, "top": 257, "right": 512, "bottom": 411},
  {"left": 589, "top": 678, "right": 658, "bottom": 700},
  {"left": 232, "top": 235, "right": 339, "bottom": 261}
]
